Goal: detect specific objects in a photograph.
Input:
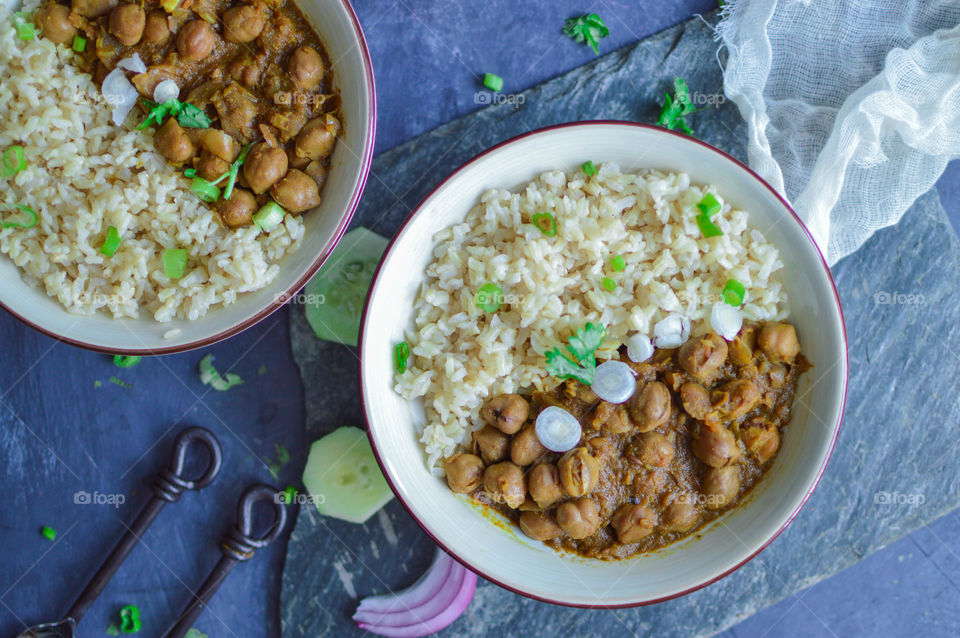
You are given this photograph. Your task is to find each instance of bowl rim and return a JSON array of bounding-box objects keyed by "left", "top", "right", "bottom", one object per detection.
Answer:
[
  {"left": 359, "top": 120, "right": 848, "bottom": 608},
  {"left": 0, "top": 0, "right": 377, "bottom": 356}
]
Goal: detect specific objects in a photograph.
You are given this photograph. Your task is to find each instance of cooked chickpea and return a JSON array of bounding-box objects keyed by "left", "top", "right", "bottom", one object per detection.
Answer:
[
  {"left": 142, "top": 11, "right": 170, "bottom": 44},
  {"left": 243, "top": 143, "right": 288, "bottom": 194},
  {"left": 740, "top": 419, "right": 780, "bottom": 463},
  {"left": 701, "top": 465, "right": 740, "bottom": 509},
  {"left": 518, "top": 511, "right": 562, "bottom": 541},
  {"left": 473, "top": 425, "right": 509, "bottom": 464},
  {"left": 481, "top": 393, "right": 529, "bottom": 435},
  {"left": 153, "top": 117, "right": 194, "bottom": 163},
  {"left": 108, "top": 3, "right": 145, "bottom": 46},
  {"left": 691, "top": 425, "right": 741, "bottom": 468},
  {"left": 37, "top": 3, "right": 77, "bottom": 44},
  {"left": 627, "top": 380, "right": 672, "bottom": 432},
  {"left": 288, "top": 45, "right": 325, "bottom": 89},
  {"left": 628, "top": 432, "right": 675, "bottom": 469},
  {"left": 678, "top": 332, "right": 728, "bottom": 383},
  {"left": 295, "top": 114, "right": 340, "bottom": 161},
  {"left": 662, "top": 498, "right": 699, "bottom": 532},
  {"left": 199, "top": 129, "right": 239, "bottom": 162},
  {"left": 443, "top": 453, "right": 484, "bottom": 494},
  {"left": 270, "top": 169, "right": 321, "bottom": 214},
  {"left": 758, "top": 322, "right": 800, "bottom": 363},
  {"left": 196, "top": 150, "right": 229, "bottom": 182},
  {"left": 222, "top": 4, "right": 265, "bottom": 43},
  {"left": 177, "top": 19, "right": 216, "bottom": 61},
  {"left": 483, "top": 462, "right": 526, "bottom": 509},
  {"left": 215, "top": 188, "right": 256, "bottom": 228},
  {"left": 510, "top": 425, "right": 547, "bottom": 467},
  {"left": 528, "top": 463, "right": 563, "bottom": 508},
  {"left": 610, "top": 503, "right": 657, "bottom": 543},
  {"left": 680, "top": 382, "right": 712, "bottom": 420},
  {"left": 556, "top": 497, "right": 600, "bottom": 539},
  {"left": 558, "top": 447, "right": 600, "bottom": 497},
  {"left": 716, "top": 379, "right": 761, "bottom": 420}
]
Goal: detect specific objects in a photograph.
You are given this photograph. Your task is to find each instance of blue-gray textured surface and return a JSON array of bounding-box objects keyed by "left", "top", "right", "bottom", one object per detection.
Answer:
[{"left": 281, "top": 10, "right": 960, "bottom": 638}]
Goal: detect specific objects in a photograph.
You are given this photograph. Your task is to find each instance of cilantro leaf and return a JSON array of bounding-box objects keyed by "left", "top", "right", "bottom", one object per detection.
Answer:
[
  {"left": 177, "top": 102, "right": 211, "bottom": 129},
  {"left": 136, "top": 99, "right": 176, "bottom": 130},
  {"left": 565, "top": 322, "right": 606, "bottom": 366},
  {"left": 674, "top": 78, "right": 695, "bottom": 115},
  {"left": 563, "top": 13, "right": 610, "bottom": 54},
  {"left": 546, "top": 348, "right": 595, "bottom": 385},
  {"left": 657, "top": 77, "right": 697, "bottom": 136}
]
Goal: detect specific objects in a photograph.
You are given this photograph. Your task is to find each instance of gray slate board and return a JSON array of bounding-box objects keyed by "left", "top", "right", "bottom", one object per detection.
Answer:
[{"left": 281, "top": 11, "right": 960, "bottom": 637}]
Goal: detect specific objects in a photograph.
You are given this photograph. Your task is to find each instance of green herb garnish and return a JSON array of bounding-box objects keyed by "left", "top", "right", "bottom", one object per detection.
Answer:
[
  {"left": 107, "top": 623, "right": 120, "bottom": 636},
  {"left": 101, "top": 226, "right": 122, "bottom": 257},
  {"left": 545, "top": 322, "right": 606, "bottom": 385},
  {"left": 72, "top": 35, "right": 86, "bottom": 52},
  {"left": 137, "top": 99, "right": 210, "bottom": 130},
  {"left": 14, "top": 12, "right": 35, "bottom": 40},
  {"left": 109, "top": 376, "right": 133, "bottom": 389},
  {"left": 2, "top": 204, "right": 37, "bottom": 229},
  {"left": 113, "top": 355, "right": 141, "bottom": 368},
  {"left": 532, "top": 212, "right": 557, "bottom": 236},
  {"left": 697, "top": 192, "right": 722, "bottom": 217},
  {"left": 562, "top": 13, "right": 609, "bottom": 54},
  {"left": 198, "top": 354, "right": 244, "bottom": 391},
  {"left": 2, "top": 145, "right": 26, "bottom": 177},
  {"left": 581, "top": 160, "right": 598, "bottom": 177},
  {"left": 253, "top": 201, "right": 285, "bottom": 232},
  {"left": 189, "top": 177, "right": 220, "bottom": 202},
  {"left": 722, "top": 278, "right": 746, "bottom": 306},
  {"left": 210, "top": 142, "right": 255, "bottom": 201},
  {"left": 483, "top": 73, "right": 503, "bottom": 92},
  {"left": 694, "top": 193, "right": 724, "bottom": 237},
  {"left": 696, "top": 214, "right": 723, "bottom": 238},
  {"left": 394, "top": 341, "right": 410, "bottom": 373},
  {"left": 601, "top": 277, "right": 617, "bottom": 292},
  {"left": 119, "top": 604, "right": 141, "bottom": 634},
  {"left": 609, "top": 254, "right": 626, "bottom": 272},
  {"left": 658, "top": 77, "right": 697, "bottom": 135},
  {"left": 474, "top": 283, "right": 503, "bottom": 313},
  {"left": 281, "top": 485, "right": 297, "bottom": 505},
  {"left": 40, "top": 525, "right": 57, "bottom": 541},
  {"left": 162, "top": 248, "right": 188, "bottom": 279}
]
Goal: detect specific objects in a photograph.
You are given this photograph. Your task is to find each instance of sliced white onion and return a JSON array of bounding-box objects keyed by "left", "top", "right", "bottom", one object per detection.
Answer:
[
  {"left": 101, "top": 69, "right": 139, "bottom": 127},
  {"left": 627, "top": 333, "right": 653, "bottom": 362},
  {"left": 116, "top": 53, "right": 146, "bottom": 74},
  {"left": 153, "top": 79, "right": 180, "bottom": 104},
  {"left": 653, "top": 314, "right": 690, "bottom": 348},
  {"left": 710, "top": 302, "right": 743, "bottom": 341},
  {"left": 535, "top": 406, "right": 582, "bottom": 452},
  {"left": 591, "top": 360, "right": 636, "bottom": 403}
]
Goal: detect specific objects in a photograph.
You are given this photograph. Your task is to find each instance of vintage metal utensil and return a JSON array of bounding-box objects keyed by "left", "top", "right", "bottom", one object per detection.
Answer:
[
  {"left": 164, "top": 484, "right": 287, "bottom": 638},
  {"left": 17, "top": 426, "right": 223, "bottom": 638}
]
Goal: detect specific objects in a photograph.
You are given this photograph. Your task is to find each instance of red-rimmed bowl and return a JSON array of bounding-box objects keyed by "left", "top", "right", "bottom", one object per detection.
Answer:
[
  {"left": 0, "top": 0, "right": 375, "bottom": 354},
  {"left": 360, "top": 121, "right": 847, "bottom": 607}
]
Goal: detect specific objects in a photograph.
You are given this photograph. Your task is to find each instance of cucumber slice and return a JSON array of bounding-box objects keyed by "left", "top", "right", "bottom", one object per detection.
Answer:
[
  {"left": 302, "top": 426, "right": 393, "bottom": 524},
  {"left": 304, "top": 227, "right": 388, "bottom": 347}
]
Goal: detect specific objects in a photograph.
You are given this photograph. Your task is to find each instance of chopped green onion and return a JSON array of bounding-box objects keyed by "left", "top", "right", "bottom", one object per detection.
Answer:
[
  {"left": 695, "top": 213, "right": 723, "bottom": 238},
  {"left": 109, "top": 376, "right": 133, "bottom": 389},
  {"left": 113, "top": 355, "right": 141, "bottom": 368},
  {"left": 601, "top": 277, "right": 617, "bottom": 292},
  {"left": 697, "top": 193, "right": 722, "bottom": 217},
  {"left": 183, "top": 168, "right": 197, "bottom": 178},
  {"left": 189, "top": 177, "right": 220, "bottom": 203},
  {"left": 582, "top": 160, "right": 597, "bottom": 177},
  {"left": 2, "top": 204, "right": 37, "bottom": 229},
  {"left": 252, "top": 201, "right": 286, "bottom": 232},
  {"left": 162, "top": 248, "right": 188, "bottom": 279},
  {"left": 531, "top": 212, "right": 557, "bottom": 237},
  {"left": 40, "top": 526, "right": 57, "bottom": 541},
  {"left": 72, "top": 35, "right": 86, "bottom": 52},
  {"left": 483, "top": 73, "right": 503, "bottom": 92},
  {"left": 281, "top": 485, "right": 297, "bottom": 505},
  {"left": 198, "top": 353, "right": 244, "bottom": 391},
  {"left": 119, "top": 604, "right": 141, "bottom": 634},
  {"left": 14, "top": 12, "right": 35, "bottom": 40},
  {"left": 100, "top": 226, "right": 122, "bottom": 257},
  {"left": 394, "top": 342, "right": 410, "bottom": 373},
  {"left": 609, "top": 254, "right": 626, "bottom": 272},
  {"left": 474, "top": 282, "right": 503, "bottom": 313},
  {"left": 2, "top": 145, "right": 27, "bottom": 177},
  {"left": 722, "top": 278, "right": 746, "bottom": 306}
]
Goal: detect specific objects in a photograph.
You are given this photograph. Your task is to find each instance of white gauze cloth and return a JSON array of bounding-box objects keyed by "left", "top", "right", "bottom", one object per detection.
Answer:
[{"left": 717, "top": 0, "right": 960, "bottom": 264}]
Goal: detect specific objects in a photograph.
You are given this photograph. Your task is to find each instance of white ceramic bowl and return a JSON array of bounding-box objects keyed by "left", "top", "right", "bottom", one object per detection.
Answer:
[
  {"left": 360, "top": 122, "right": 847, "bottom": 607},
  {"left": 0, "top": 0, "right": 375, "bottom": 354}
]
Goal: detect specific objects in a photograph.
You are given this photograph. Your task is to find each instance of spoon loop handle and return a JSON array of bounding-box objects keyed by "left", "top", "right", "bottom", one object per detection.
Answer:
[
  {"left": 64, "top": 427, "right": 222, "bottom": 625},
  {"left": 164, "top": 484, "right": 287, "bottom": 638}
]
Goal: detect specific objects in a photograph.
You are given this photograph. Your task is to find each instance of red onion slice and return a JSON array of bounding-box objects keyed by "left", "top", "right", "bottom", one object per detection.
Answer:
[
  {"left": 353, "top": 561, "right": 465, "bottom": 627},
  {"left": 354, "top": 548, "right": 453, "bottom": 614},
  {"left": 356, "top": 564, "right": 477, "bottom": 638}
]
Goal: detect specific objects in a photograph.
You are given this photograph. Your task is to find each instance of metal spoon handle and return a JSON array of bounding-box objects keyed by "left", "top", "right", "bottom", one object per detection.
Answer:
[
  {"left": 65, "top": 427, "right": 222, "bottom": 625},
  {"left": 164, "top": 484, "right": 287, "bottom": 638}
]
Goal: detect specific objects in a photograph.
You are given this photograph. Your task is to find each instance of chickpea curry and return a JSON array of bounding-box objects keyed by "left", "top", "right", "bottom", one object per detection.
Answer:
[
  {"left": 35, "top": 0, "right": 341, "bottom": 229},
  {"left": 443, "top": 321, "right": 810, "bottom": 560}
]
